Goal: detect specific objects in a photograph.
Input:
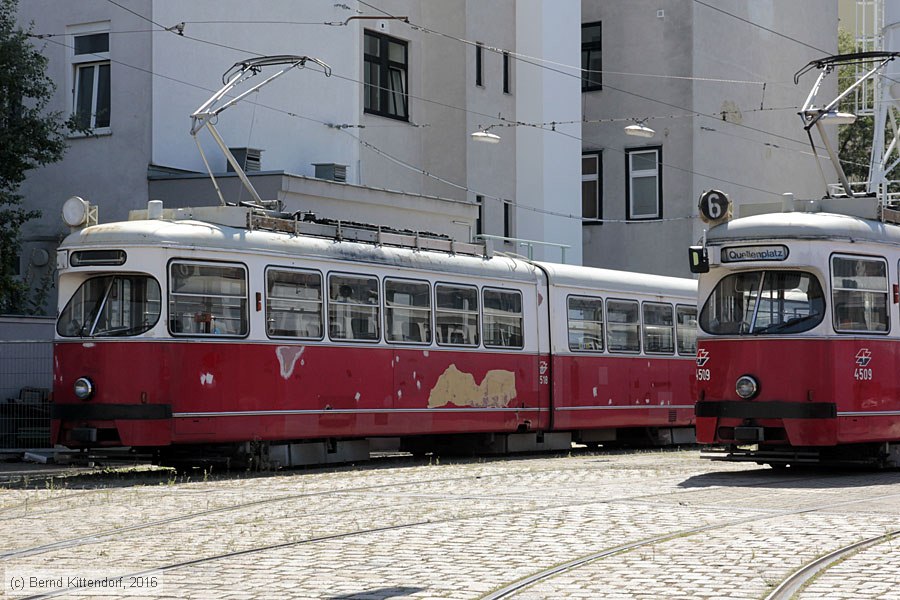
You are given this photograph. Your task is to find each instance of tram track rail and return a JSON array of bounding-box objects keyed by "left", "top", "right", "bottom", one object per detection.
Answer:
[
  {"left": 13, "top": 476, "right": 900, "bottom": 599},
  {"left": 0, "top": 462, "right": 848, "bottom": 563},
  {"left": 764, "top": 529, "right": 900, "bottom": 600},
  {"left": 480, "top": 491, "right": 900, "bottom": 599}
]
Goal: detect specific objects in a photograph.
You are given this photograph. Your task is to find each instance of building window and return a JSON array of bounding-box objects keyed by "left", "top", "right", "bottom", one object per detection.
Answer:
[
  {"left": 71, "top": 29, "right": 110, "bottom": 130},
  {"left": 475, "top": 195, "right": 484, "bottom": 237},
  {"left": 581, "top": 22, "right": 602, "bottom": 91},
  {"left": 582, "top": 152, "right": 601, "bottom": 221},
  {"left": 503, "top": 202, "right": 512, "bottom": 238},
  {"left": 626, "top": 147, "right": 662, "bottom": 220},
  {"left": 502, "top": 51, "right": 511, "bottom": 94},
  {"left": 364, "top": 30, "right": 408, "bottom": 120},
  {"left": 475, "top": 42, "right": 484, "bottom": 87}
]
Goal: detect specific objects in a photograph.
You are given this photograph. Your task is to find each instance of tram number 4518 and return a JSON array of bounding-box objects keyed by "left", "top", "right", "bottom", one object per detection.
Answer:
[
  {"left": 696, "top": 369, "right": 711, "bottom": 381},
  {"left": 854, "top": 368, "right": 873, "bottom": 381}
]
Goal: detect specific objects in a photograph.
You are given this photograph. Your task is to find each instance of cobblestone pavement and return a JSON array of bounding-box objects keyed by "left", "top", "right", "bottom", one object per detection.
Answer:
[{"left": 1, "top": 449, "right": 899, "bottom": 599}]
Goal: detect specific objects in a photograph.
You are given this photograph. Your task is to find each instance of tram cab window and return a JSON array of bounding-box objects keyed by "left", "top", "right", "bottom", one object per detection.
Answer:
[
  {"left": 58, "top": 275, "right": 161, "bottom": 337},
  {"left": 567, "top": 296, "right": 604, "bottom": 352},
  {"left": 832, "top": 256, "right": 888, "bottom": 333},
  {"left": 169, "top": 262, "right": 248, "bottom": 336},
  {"left": 607, "top": 299, "right": 640, "bottom": 353},
  {"left": 385, "top": 279, "right": 431, "bottom": 344},
  {"left": 642, "top": 302, "right": 674, "bottom": 354},
  {"left": 675, "top": 305, "right": 698, "bottom": 355},
  {"left": 435, "top": 284, "right": 479, "bottom": 346},
  {"left": 328, "top": 274, "right": 380, "bottom": 341},
  {"left": 483, "top": 288, "right": 524, "bottom": 349},
  {"left": 699, "top": 270, "right": 824, "bottom": 335},
  {"left": 266, "top": 269, "right": 323, "bottom": 339}
]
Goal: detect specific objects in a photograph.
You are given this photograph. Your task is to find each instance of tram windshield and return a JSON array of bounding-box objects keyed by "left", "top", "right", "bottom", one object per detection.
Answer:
[
  {"left": 699, "top": 270, "right": 824, "bottom": 335},
  {"left": 57, "top": 275, "right": 161, "bottom": 337}
]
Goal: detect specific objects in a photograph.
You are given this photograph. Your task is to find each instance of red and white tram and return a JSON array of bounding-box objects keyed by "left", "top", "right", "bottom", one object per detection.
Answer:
[
  {"left": 692, "top": 206, "right": 900, "bottom": 467},
  {"left": 51, "top": 203, "right": 698, "bottom": 467}
]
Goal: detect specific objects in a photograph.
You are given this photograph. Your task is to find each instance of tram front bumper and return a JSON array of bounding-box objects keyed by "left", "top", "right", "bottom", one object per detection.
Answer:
[{"left": 695, "top": 400, "right": 837, "bottom": 447}]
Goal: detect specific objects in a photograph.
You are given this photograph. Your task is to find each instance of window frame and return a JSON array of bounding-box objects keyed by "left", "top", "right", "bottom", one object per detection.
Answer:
[
  {"left": 482, "top": 287, "right": 524, "bottom": 349},
  {"left": 364, "top": 29, "right": 409, "bottom": 121},
  {"left": 264, "top": 267, "right": 324, "bottom": 341},
  {"left": 582, "top": 151, "right": 602, "bottom": 222},
  {"left": 69, "top": 25, "right": 111, "bottom": 133},
  {"left": 581, "top": 21, "right": 602, "bottom": 92},
  {"left": 434, "top": 282, "right": 480, "bottom": 347},
  {"left": 567, "top": 295, "right": 604, "bottom": 353},
  {"left": 606, "top": 297, "right": 641, "bottom": 354},
  {"left": 830, "top": 254, "right": 890, "bottom": 334},
  {"left": 327, "top": 272, "right": 381, "bottom": 343},
  {"left": 626, "top": 147, "right": 662, "bottom": 220},
  {"left": 675, "top": 304, "right": 698, "bottom": 356},
  {"left": 167, "top": 260, "right": 249, "bottom": 338},
  {"left": 641, "top": 301, "right": 675, "bottom": 355},
  {"left": 384, "top": 277, "right": 432, "bottom": 345}
]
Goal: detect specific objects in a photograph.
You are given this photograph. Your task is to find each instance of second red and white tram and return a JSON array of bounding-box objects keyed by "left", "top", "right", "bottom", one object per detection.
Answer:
[
  {"left": 51, "top": 203, "right": 698, "bottom": 466},
  {"left": 692, "top": 207, "right": 900, "bottom": 467}
]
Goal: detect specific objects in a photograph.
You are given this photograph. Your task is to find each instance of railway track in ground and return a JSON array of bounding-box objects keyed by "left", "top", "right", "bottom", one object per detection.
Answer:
[
  {"left": 480, "top": 491, "right": 900, "bottom": 599},
  {"left": 763, "top": 529, "right": 900, "bottom": 600},
  {"left": 12, "top": 469, "right": 896, "bottom": 600}
]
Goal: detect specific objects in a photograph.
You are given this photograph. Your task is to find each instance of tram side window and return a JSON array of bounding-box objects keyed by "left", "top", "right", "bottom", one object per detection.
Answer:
[
  {"left": 567, "top": 296, "right": 603, "bottom": 352},
  {"left": 675, "top": 305, "right": 698, "bottom": 356},
  {"left": 483, "top": 288, "right": 524, "bottom": 348},
  {"left": 832, "top": 256, "right": 889, "bottom": 333},
  {"left": 169, "top": 262, "right": 248, "bottom": 336},
  {"left": 329, "top": 274, "right": 380, "bottom": 341},
  {"left": 266, "top": 269, "right": 322, "bottom": 339},
  {"left": 435, "top": 283, "right": 479, "bottom": 346},
  {"left": 58, "top": 275, "right": 161, "bottom": 337},
  {"left": 385, "top": 279, "right": 431, "bottom": 344},
  {"left": 607, "top": 299, "right": 640, "bottom": 353},
  {"left": 642, "top": 302, "right": 674, "bottom": 354}
]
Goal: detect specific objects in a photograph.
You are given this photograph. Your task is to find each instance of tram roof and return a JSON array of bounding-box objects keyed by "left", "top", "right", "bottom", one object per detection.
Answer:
[
  {"left": 706, "top": 211, "right": 900, "bottom": 246},
  {"left": 63, "top": 217, "right": 542, "bottom": 282},
  {"left": 62, "top": 218, "right": 698, "bottom": 296},
  {"left": 535, "top": 262, "right": 697, "bottom": 298}
]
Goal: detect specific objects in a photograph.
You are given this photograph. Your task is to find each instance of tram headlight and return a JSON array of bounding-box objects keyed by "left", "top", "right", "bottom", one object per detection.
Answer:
[
  {"left": 73, "top": 377, "right": 94, "bottom": 401},
  {"left": 735, "top": 375, "right": 759, "bottom": 400}
]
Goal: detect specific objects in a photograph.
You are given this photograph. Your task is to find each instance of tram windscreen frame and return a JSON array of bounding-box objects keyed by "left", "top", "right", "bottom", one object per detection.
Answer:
[
  {"left": 57, "top": 274, "right": 162, "bottom": 337},
  {"left": 699, "top": 270, "right": 825, "bottom": 335}
]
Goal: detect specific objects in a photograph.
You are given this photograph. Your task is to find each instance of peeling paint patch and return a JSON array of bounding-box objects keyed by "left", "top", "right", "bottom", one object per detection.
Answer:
[
  {"left": 354, "top": 392, "right": 361, "bottom": 401},
  {"left": 82, "top": 343, "right": 95, "bottom": 348},
  {"left": 423, "top": 351, "right": 429, "bottom": 357},
  {"left": 416, "top": 380, "right": 421, "bottom": 390},
  {"left": 428, "top": 364, "right": 516, "bottom": 408},
  {"left": 276, "top": 346, "right": 306, "bottom": 380},
  {"left": 592, "top": 387, "right": 598, "bottom": 398},
  {"left": 200, "top": 372, "right": 214, "bottom": 385}
]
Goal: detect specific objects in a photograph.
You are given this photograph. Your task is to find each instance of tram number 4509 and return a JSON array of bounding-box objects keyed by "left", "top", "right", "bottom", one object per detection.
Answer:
[
  {"left": 854, "top": 368, "right": 873, "bottom": 381},
  {"left": 696, "top": 369, "right": 711, "bottom": 381}
]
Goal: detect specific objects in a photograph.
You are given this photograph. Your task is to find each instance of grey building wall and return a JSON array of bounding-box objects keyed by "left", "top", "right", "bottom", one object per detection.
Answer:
[{"left": 581, "top": 0, "right": 838, "bottom": 278}]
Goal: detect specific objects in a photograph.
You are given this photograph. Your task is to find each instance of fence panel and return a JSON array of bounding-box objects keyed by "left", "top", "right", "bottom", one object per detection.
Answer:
[{"left": 0, "top": 340, "right": 53, "bottom": 449}]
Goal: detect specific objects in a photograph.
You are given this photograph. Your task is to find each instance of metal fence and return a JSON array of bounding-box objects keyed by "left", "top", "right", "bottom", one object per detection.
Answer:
[{"left": 0, "top": 340, "right": 53, "bottom": 449}]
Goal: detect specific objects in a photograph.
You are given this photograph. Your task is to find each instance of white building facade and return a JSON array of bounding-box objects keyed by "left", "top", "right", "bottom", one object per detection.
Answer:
[{"left": 14, "top": 0, "right": 582, "bottom": 313}]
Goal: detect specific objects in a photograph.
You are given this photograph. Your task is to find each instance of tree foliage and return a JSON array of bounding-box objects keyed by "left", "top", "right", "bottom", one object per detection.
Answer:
[
  {"left": 837, "top": 27, "right": 874, "bottom": 184},
  {"left": 0, "top": 0, "right": 70, "bottom": 314}
]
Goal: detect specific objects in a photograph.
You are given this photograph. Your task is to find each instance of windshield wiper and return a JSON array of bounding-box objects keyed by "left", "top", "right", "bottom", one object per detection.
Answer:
[{"left": 753, "top": 313, "right": 820, "bottom": 334}]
